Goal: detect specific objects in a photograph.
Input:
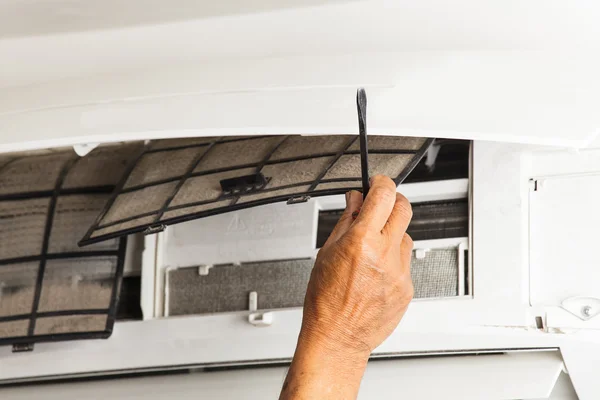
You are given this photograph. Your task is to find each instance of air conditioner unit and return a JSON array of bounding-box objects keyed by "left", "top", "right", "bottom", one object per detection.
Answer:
[{"left": 1, "top": 2, "right": 600, "bottom": 396}]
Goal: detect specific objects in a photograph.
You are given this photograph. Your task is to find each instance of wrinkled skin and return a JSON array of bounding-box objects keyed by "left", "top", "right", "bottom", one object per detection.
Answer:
[{"left": 280, "top": 175, "right": 414, "bottom": 400}]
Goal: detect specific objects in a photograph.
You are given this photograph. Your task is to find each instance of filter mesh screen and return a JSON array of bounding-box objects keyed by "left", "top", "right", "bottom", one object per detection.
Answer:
[
  {"left": 0, "top": 262, "right": 39, "bottom": 317},
  {"left": 0, "top": 198, "right": 49, "bottom": 259},
  {"left": 38, "top": 258, "right": 117, "bottom": 312},
  {"left": 0, "top": 153, "right": 68, "bottom": 195},
  {"left": 49, "top": 195, "right": 119, "bottom": 253},
  {"left": 62, "top": 144, "right": 139, "bottom": 189},
  {"left": 167, "top": 259, "right": 313, "bottom": 316},
  {"left": 0, "top": 144, "right": 135, "bottom": 345},
  {"left": 411, "top": 249, "right": 459, "bottom": 298},
  {"left": 34, "top": 315, "right": 108, "bottom": 335},
  {"left": 124, "top": 147, "right": 201, "bottom": 189},
  {"left": 166, "top": 249, "right": 459, "bottom": 317},
  {"left": 81, "top": 135, "right": 432, "bottom": 245}
]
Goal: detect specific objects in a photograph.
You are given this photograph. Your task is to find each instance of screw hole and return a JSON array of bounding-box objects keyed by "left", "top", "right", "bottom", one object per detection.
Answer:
[{"left": 535, "top": 316, "right": 544, "bottom": 330}]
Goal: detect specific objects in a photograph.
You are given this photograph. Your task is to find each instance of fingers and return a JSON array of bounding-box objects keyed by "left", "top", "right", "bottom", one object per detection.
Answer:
[
  {"left": 382, "top": 192, "right": 413, "bottom": 241},
  {"left": 400, "top": 233, "right": 413, "bottom": 274},
  {"left": 323, "top": 190, "right": 363, "bottom": 247},
  {"left": 354, "top": 175, "right": 397, "bottom": 232}
]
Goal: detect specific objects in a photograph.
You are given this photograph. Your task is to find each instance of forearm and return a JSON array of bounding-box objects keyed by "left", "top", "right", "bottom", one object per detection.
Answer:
[{"left": 279, "top": 329, "right": 369, "bottom": 400}]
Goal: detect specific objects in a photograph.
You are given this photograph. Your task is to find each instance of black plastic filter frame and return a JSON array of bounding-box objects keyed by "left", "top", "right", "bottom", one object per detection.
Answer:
[
  {"left": 0, "top": 152, "right": 128, "bottom": 346},
  {"left": 80, "top": 135, "right": 435, "bottom": 246}
]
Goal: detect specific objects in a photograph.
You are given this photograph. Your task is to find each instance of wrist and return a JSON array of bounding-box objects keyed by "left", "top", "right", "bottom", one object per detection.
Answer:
[
  {"left": 296, "top": 326, "right": 370, "bottom": 371},
  {"left": 298, "top": 313, "right": 373, "bottom": 360},
  {"left": 280, "top": 332, "right": 369, "bottom": 400}
]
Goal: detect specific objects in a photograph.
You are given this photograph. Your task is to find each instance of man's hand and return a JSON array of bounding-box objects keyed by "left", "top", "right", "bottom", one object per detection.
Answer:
[{"left": 280, "top": 175, "right": 414, "bottom": 400}]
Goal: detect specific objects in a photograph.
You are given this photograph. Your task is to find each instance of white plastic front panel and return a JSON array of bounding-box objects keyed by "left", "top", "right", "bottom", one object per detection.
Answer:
[
  {"left": 162, "top": 201, "right": 318, "bottom": 268},
  {"left": 529, "top": 174, "right": 600, "bottom": 307},
  {"left": 0, "top": 351, "right": 565, "bottom": 400}
]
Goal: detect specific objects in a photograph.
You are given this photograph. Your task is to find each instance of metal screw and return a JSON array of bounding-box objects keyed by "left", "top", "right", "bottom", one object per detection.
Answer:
[{"left": 582, "top": 306, "right": 592, "bottom": 317}]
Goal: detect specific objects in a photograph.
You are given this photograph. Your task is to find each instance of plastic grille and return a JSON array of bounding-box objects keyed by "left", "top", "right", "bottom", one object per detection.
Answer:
[
  {"left": 0, "top": 144, "right": 136, "bottom": 345},
  {"left": 81, "top": 135, "right": 433, "bottom": 245}
]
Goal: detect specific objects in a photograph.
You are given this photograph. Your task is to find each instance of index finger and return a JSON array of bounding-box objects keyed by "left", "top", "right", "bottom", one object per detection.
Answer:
[
  {"left": 382, "top": 192, "right": 413, "bottom": 241},
  {"left": 353, "top": 175, "right": 397, "bottom": 232}
]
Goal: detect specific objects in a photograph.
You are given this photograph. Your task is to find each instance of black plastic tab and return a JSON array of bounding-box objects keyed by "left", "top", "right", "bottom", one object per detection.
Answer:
[{"left": 220, "top": 173, "right": 269, "bottom": 195}]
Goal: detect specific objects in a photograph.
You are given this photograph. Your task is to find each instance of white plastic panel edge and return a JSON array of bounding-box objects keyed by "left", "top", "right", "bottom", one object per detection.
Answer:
[
  {"left": 0, "top": 351, "right": 564, "bottom": 400},
  {"left": 1, "top": 52, "right": 599, "bottom": 153}
]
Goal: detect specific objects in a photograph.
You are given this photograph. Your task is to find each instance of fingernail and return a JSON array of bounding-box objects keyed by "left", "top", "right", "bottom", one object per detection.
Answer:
[
  {"left": 352, "top": 208, "right": 360, "bottom": 220},
  {"left": 345, "top": 191, "right": 350, "bottom": 204}
]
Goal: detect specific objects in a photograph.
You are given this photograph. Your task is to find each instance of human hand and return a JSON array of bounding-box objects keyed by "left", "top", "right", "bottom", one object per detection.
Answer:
[
  {"left": 301, "top": 175, "right": 414, "bottom": 357},
  {"left": 280, "top": 175, "right": 414, "bottom": 399}
]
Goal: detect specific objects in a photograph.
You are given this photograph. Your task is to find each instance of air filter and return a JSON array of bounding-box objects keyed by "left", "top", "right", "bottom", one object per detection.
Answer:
[
  {"left": 80, "top": 135, "right": 433, "bottom": 245},
  {"left": 165, "top": 249, "right": 460, "bottom": 317},
  {"left": 166, "top": 259, "right": 314, "bottom": 316},
  {"left": 0, "top": 144, "right": 139, "bottom": 345}
]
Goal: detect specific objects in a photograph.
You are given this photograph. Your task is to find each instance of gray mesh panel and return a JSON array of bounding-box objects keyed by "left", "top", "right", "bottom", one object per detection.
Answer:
[
  {"left": 63, "top": 143, "right": 141, "bottom": 188},
  {"left": 34, "top": 315, "right": 108, "bottom": 335},
  {"left": 90, "top": 215, "right": 157, "bottom": 238},
  {"left": 270, "top": 135, "right": 352, "bottom": 160},
  {"left": 0, "top": 144, "right": 131, "bottom": 343},
  {"left": 49, "top": 195, "right": 119, "bottom": 253},
  {"left": 161, "top": 200, "right": 233, "bottom": 221},
  {"left": 323, "top": 154, "right": 413, "bottom": 180},
  {"left": 315, "top": 181, "right": 362, "bottom": 191},
  {"left": 166, "top": 250, "right": 458, "bottom": 317},
  {"left": 411, "top": 249, "right": 459, "bottom": 298},
  {"left": 0, "top": 320, "right": 29, "bottom": 338},
  {"left": 125, "top": 147, "right": 201, "bottom": 188},
  {"left": 102, "top": 182, "right": 177, "bottom": 224},
  {"left": 0, "top": 262, "right": 39, "bottom": 317},
  {"left": 0, "top": 153, "right": 70, "bottom": 195},
  {"left": 82, "top": 135, "right": 432, "bottom": 244},
  {"left": 195, "top": 137, "right": 284, "bottom": 172},
  {"left": 0, "top": 198, "right": 49, "bottom": 259},
  {"left": 167, "top": 259, "right": 313, "bottom": 316},
  {"left": 348, "top": 136, "right": 427, "bottom": 151},
  {"left": 261, "top": 157, "right": 334, "bottom": 188},
  {"left": 171, "top": 168, "right": 256, "bottom": 206},
  {"left": 237, "top": 186, "right": 311, "bottom": 203},
  {"left": 38, "top": 257, "right": 117, "bottom": 312}
]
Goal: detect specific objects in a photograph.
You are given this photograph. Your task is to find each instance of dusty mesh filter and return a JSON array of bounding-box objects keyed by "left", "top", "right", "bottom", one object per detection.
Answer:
[
  {"left": 80, "top": 135, "right": 433, "bottom": 245},
  {"left": 0, "top": 144, "right": 139, "bottom": 345},
  {"left": 165, "top": 250, "right": 459, "bottom": 317},
  {"left": 166, "top": 259, "right": 314, "bottom": 316}
]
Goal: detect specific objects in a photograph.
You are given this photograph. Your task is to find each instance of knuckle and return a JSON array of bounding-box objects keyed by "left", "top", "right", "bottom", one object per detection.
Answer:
[
  {"left": 370, "top": 185, "right": 396, "bottom": 204},
  {"left": 391, "top": 276, "right": 414, "bottom": 302},
  {"left": 395, "top": 194, "right": 413, "bottom": 218},
  {"left": 371, "top": 175, "right": 396, "bottom": 192},
  {"left": 403, "top": 233, "right": 414, "bottom": 248},
  {"left": 338, "top": 210, "right": 353, "bottom": 224},
  {"left": 405, "top": 282, "right": 415, "bottom": 302}
]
